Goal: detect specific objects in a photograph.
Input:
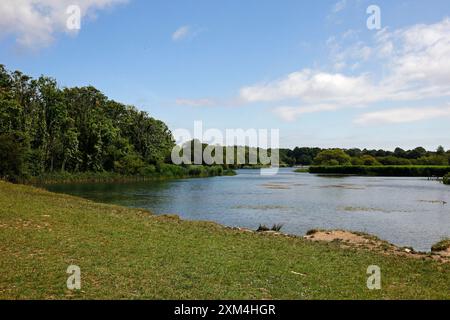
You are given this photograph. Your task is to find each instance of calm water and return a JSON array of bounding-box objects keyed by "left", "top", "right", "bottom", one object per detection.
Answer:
[{"left": 45, "top": 168, "right": 450, "bottom": 252}]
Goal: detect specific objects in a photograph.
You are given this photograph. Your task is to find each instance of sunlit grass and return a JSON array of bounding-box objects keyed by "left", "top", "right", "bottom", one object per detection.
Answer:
[{"left": 1, "top": 181, "right": 449, "bottom": 300}]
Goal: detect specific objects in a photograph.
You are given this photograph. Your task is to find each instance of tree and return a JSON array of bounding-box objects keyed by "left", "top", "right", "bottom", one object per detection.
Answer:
[
  {"left": 360, "top": 155, "right": 381, "bottom": 166},
  {"left": 0, "top": 66, "right": 177, "bottom": 179},
  {"left": 0, "top": 133, "right": 26, "bottom": 181},
  {"left": 394, "top": 147, "right": 407, "bottom": 158},
  {"left": 437, "top": 145, "right": 445, "bottom": 155},
  {"left": 407, "top": 147, "right": 427, "bottom": 159},
  {"left": 313, "top": 149, "right": 352, "bottom": 166}
]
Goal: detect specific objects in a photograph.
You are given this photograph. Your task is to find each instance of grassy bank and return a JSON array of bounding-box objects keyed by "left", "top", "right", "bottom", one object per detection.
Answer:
[
  {"left": 308, "top": 165, "right": 450, "bottom": 177},
  {"left": 25, "top": 165, "right": 236, "bottom": 185},
  {"left": 1, "top": 181, "right": 450, "bottom": 299}
]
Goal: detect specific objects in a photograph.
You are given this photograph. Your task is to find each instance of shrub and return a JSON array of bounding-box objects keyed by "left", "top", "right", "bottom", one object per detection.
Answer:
[
  {"left": 444, "top": 174, "right": 450, "bottom": 185},
  {"left": 271, "top": 224, "right": 284, "bottom": 232},
  {"left": 378, "top": 156, "right": 412, "bottom": 166},
  {"left": 306, "top": 229, "right": 320, "bottom": 236},
  {"left": 360, "top": 155, "right": 381, "bottom": 166},
  {"left": 257, "top": 224, "right": 270, "bottom": 232},
  {"left": 257, "top": 224, "right": 284, "bottom": 232},
  {"left": 114, "top": 153, "right": 146, "bottom": 175},
  {"left": 431, "top": 239, "right": 450, "bottom": 252}
]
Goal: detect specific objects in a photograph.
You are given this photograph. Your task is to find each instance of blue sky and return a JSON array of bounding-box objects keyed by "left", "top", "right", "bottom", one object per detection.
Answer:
[{"left": 1, "top": 0, "right": 450, "bottom": 150}]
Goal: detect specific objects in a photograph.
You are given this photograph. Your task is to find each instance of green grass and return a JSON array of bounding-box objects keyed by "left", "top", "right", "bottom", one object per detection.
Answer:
[
  {"left": 294, "top": 168, "right": 310, "bottom": 173},
  {"left": 1, "top": 181, "right": 450, "bottom": 300},
  {"left": 309, "top": 165, "right": 450, "bottom": 177}
]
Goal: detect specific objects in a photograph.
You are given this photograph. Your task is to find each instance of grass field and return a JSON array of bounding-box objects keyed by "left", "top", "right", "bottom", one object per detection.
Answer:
[{"left": 1, "top": 181, "right": 449, "bottom": 299}]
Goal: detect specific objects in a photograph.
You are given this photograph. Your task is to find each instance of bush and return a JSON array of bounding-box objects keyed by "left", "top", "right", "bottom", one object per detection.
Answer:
[
  {"left": 114, "top": 153, "right": 146, "bottom": 175},
  {"left": 360, "top": 155, "right": 381, "bottom": 166},
  {"left": 257, "top": 224, "right": 284, "bottom": 232},
  {"left": 444, "top": 174, "right": 450, "bottom": 185},
  {"left": 157, "top": 163, "right": 186, "bottom": 177},
  {"left": 431, "top": 239, "right": 450, "bottom": 252}
]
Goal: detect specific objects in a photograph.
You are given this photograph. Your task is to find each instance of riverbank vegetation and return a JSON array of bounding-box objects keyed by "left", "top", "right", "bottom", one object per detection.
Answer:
[
  {"left": 28, "top": 165, "right": 236, "bottom": 184},
  {"left": 431, "top": 239, "right": 450, "bottom": 253},
  {"left": 1, "top": 180, "right": 450, "bottom": 299},
  {"left": 308, "top": 165, "right": 450, "bottom": 177},
  {"left": 291, "top": 148, "right": 450, "bottom": 177},
  {"left": 0, "top": 65, "right": 239, "bottom": 183},
  {"left": 280, "top": 145, "right": 450, "bottom": 167}
]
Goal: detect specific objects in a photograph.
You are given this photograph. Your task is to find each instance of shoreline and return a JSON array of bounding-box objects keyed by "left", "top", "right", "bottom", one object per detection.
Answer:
[{"left": 21, "top": 167, "right": 237, "bottom": 186}]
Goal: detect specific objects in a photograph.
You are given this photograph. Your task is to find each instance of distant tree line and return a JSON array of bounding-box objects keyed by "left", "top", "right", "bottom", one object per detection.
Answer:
[{"left": 279, "top": 146, "right": 450, "bottom": 167}]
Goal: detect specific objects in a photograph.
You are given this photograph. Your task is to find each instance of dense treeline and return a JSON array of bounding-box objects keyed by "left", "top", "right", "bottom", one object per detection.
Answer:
[
  {"left": 279, "top": 146, "right": 450, "bottom": 167},
  {"left": 0, "top": 65, "right": 213, "bottom": 182},
  {"left": 309, "top": 165, "right": 450, "bottom": 177}
]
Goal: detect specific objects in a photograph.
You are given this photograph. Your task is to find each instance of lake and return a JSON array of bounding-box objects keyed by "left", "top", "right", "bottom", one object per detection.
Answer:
[{"left": 45, "top": 168, "right": 450, "bottom": 252}]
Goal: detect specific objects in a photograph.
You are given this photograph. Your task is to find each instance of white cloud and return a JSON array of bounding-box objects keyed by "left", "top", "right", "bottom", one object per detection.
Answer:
[
  {"left": 0, "top": 0, "right": 127, "bottom": 49},
  {"left": 333, "top": 0, "right": 347, "bottom": 13},
  {"left": 239, "top": 18, "right": 450, "bottom": 122},
  {"left": 273, "top": 104, "right": 339, "bottom": 122},
  {"left": 240, "top": 69, "right": 380, "bottom": 105},
  {"left": 355, "top": 106, "right": 450, "bottom": 125},
  {"left": 175, "top": 98, "right": 216, "bottom": 107},
  {"left": 172, "top": 25, "right": 191, "bottom": 41},
  {"left": 379, "top": 18, "right": 450, "bottom": 87}
]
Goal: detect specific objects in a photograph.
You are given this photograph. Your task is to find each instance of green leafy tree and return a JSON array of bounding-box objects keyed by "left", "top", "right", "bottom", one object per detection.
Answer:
[
  {"left": 0, "top": 133, "right": 26, "bottom": 181},
  {"left": 314, "top": 149, "right": 352, "bottom": 166},
  {"left": 360, "top": 155, "right": 381, "bottom": 166}
]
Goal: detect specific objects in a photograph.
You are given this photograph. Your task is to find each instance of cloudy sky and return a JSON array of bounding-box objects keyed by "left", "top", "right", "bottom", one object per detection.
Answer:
[{"left": 1, "top": 0, "right": 449, "bottom": 150}]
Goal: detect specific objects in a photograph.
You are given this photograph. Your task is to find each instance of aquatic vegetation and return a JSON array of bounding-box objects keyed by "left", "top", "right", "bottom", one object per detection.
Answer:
[
  {"left": 232, "top": 205, "right": 292, "bottom": 211},
  {"left": 261, "top": 183, "right": 291, "bottom": 190},
  {"left": 319, "top": 184, "right": 365, "bottom": 190},
  {"left": 418, "top": 200, "right": 447, "bottom": 205},
  {"left": 340, "top": 206, "right": 390, "bottom": 213},
  {"left": 256, "top": 224, "right": 284, "bottom": 232}
]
